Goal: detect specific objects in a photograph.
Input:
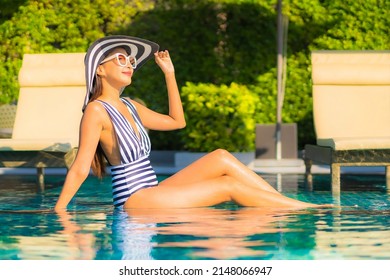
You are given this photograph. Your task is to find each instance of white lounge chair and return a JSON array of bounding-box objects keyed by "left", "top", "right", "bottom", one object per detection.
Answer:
[
  {"left": 0, "top": 53, "right": 86, "bottom": 187},
  {"left": 304, "top": 50, "right": 390, "bottom": 192}
]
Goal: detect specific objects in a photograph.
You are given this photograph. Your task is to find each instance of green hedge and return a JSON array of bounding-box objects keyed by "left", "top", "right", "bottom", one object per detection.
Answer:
[
  {"left": 1, "top": 0, "right": 389, "bottom": 151},
  {"left": 0, "top": 0, "right": 148, "bottom": 104},
  {"left": 180, "top": 82, "right": 259, "bottom": 152}
]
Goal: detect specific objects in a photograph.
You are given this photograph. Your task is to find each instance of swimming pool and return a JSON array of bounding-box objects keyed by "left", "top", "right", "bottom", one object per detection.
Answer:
[{"left": 0, "top": 173, "right": 389, "bottom": 260}]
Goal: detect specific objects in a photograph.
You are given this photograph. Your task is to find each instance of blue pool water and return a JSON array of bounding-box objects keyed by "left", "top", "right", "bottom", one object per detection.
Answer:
[{"left": 0, "top": 173, "right": 389, "bottom": 260}]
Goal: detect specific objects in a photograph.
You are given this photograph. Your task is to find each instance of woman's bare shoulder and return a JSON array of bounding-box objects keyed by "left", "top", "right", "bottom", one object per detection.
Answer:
[
  {"left": 82, "top": 101, "right": 107, "bottom": 123},
  {"left": 84, "top": 101, "right": 105, "bottom": 114}
]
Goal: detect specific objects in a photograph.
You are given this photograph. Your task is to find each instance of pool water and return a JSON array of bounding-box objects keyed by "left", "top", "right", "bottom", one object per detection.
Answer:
[{"left": 0, "top": 173, "right": 389, "bottom": 260}]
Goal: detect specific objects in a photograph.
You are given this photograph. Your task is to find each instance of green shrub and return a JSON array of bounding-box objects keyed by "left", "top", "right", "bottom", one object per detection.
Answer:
[
  {"left": 249, "top": 53, "right": 316, "bottom": 148},
  {"left": 1, "top": 0, "right": 389, "bottom": 150},
  {"left": 0, "top": 0, "right": 150, "bottom": 104},
  {"left": 180, "top": 82, "right": 259, "bottom": 152}
]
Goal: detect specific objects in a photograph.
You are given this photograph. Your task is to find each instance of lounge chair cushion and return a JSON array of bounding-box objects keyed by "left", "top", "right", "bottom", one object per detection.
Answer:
[
  {"left": 312, "top": 51, "right": 390, "bottom": 145},
  {"left": 312, "top": 51, "right": 390, "bottom": 85},
  {"left": 18, "top": 53, "right": 85, "bottom": 87},
  {"left": 317, "top": 137, "right": 390, "bottom": 150},
  {"left": 11, "top": 87, "right": 84, "bottom": 140},
  {"left": 0, "top": 53, "right": 85, "bottom": 154}
]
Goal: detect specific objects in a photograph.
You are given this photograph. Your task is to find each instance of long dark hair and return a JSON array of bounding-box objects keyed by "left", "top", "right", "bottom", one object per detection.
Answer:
[{"left": 88, "top": 74, "right": 107, "bottom": 179}]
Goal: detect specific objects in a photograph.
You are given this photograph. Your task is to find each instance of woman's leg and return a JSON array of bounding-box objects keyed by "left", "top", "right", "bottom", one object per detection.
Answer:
[
  {"left": 125, "top": 175, "right": 321, "bottom": 209},
  {"left": 161, "top": 149, "right": 280, "bottom": 194}
]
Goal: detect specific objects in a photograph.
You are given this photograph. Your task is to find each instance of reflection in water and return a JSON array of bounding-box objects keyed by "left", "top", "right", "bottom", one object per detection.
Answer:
[
  {"left": 313, "top": 209, "right": 390, "bottom": 259},
  {"left": 14, "top": 211, "right": 105, "bottom": 260},
  {"left": 121, "top": 207, "right": 310, "bottom": 259},
  {"left": 1, "top": 206, "right": 390, "bottom": 260},
  {"left": 1, "top": 171, "right": 389, "bottom": 260},
  {"left": 111, "top": 210, "right": 156, "bottom": 260},
  {"left": 54, "top": 211, "right": 99, "bottom": 259}
]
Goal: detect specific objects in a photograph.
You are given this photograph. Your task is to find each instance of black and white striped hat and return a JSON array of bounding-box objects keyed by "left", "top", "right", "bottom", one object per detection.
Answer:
[{"left": 83, "top": 35, "right": 159, "bottom": 110}]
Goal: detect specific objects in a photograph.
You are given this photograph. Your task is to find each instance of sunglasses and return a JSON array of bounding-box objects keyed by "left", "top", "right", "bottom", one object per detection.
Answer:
[{"left": 100, "top": 53, "right": 137, "bottom": 69}]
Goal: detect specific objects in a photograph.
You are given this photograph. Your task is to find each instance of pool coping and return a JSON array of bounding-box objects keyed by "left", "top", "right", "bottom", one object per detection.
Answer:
[{"left": 0, "top": 162, "right": 386, "bottom": 176}]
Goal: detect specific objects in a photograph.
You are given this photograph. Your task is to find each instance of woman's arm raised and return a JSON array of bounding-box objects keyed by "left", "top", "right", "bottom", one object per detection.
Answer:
[{"left": 134, "top": 50, "right": 186, "bottom": 131}]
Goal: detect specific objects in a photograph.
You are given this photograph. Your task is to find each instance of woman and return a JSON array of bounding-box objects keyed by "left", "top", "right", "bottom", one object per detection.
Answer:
[{"left": 55, "top": 35, "right": 328, "bottom": 211}]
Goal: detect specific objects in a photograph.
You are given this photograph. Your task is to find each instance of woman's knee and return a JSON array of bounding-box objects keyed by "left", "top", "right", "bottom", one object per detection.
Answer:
[
  {"left": 212, "top": 148, "right": 229, "bottom": 156},
  {"left": 211, "top": 148, "right": 234, "bottom": 162}
]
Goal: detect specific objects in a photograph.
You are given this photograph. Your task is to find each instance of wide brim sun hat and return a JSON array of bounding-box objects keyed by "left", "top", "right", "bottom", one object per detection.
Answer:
[{"left": 83, "top": 35, "right": 159, "bottom": 110}]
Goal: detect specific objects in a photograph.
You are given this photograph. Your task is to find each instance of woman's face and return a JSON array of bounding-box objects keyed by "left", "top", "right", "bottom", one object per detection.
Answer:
[{"left": 99, "top": 47, "right": 134, "bottom": 88}]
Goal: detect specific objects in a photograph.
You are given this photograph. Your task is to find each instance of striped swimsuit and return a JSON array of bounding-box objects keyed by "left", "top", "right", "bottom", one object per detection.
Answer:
[{"left": 97, "top": 98, "right": 158, "bottom": 207}]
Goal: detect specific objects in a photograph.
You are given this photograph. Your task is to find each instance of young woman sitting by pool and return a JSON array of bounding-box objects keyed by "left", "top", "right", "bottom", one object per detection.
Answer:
[{"left": 55, "top": 35, "right": 329, "bottom": 211}]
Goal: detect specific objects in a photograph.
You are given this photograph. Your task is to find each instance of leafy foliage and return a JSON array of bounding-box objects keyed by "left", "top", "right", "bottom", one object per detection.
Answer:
[
  {"left": 0, "top": 0, "right": 147, "bottom": 104},
  {"left": 181, "top": 82, "right": 259, "bottom": 152},
  {"left": 1, "top": 0, "right": 389, "bottom": 151}
]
